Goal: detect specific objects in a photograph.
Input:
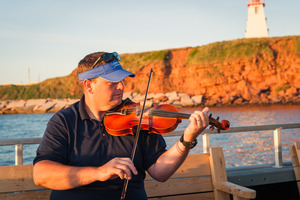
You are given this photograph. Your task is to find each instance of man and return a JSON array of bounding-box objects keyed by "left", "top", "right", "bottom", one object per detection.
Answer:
[{"left": 33, "top": 52, "right": 209, "bottom": 200}]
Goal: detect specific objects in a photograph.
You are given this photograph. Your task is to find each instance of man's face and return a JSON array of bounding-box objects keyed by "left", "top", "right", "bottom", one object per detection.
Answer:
[{"left": 91, "top": 77, "right": 124, "bottom": 111}]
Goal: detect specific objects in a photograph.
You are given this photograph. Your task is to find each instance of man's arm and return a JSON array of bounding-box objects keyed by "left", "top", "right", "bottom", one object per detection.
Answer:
[
  {"left": 147, "top": 107, "right": 209, "bottom": 182},
  {"left": 33, "top": 157, "right": 137, "bottom": 190}
]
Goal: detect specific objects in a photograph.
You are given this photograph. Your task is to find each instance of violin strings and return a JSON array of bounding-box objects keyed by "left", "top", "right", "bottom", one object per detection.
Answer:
[
  {"left": 110, "top": 106, "right": 191, "bottom": 119},
  {"left": 148, "top": 109, "right": 190, "bottom": 119}
]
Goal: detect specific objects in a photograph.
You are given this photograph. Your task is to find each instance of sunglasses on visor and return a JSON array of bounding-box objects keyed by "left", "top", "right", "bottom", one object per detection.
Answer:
[{"left": 91, "top": 52, "right": 121, "bottom": 69}]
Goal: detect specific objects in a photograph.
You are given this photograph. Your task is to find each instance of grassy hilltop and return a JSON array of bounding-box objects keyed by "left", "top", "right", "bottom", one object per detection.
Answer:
[{"left": 1, "top": 35, "right": 300, "bottom": 100}]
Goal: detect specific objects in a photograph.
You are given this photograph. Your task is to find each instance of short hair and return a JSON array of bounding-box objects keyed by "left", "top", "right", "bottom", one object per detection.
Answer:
[
  {"left": 77, "top": 52, "right": 107, "bottom": 74},
  {"left": 77, "top": 52, "right": 107, "bottom": 90}
]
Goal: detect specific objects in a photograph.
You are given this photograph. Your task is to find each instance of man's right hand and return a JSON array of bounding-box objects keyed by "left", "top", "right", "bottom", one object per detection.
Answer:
[{"left": 97, "top": 157, "right": 138, "bottom": 181}]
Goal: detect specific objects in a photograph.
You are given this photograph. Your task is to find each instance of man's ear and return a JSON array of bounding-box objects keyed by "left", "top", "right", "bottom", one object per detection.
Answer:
[{"left": 83, "top": 79, "right": 93, "bottom": 94}]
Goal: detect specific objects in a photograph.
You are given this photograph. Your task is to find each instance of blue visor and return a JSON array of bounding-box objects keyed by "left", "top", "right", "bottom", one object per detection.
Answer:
[{"left": 78, "top": 60, "right": 135, "bottom": 82}]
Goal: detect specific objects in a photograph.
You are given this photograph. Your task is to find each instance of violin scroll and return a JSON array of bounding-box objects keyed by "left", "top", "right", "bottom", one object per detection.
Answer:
[{"left": 208, "top": 114, "right": 230, "bottom": 133}]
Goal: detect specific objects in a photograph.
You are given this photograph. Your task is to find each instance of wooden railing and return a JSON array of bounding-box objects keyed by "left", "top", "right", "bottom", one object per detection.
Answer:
[{"left": 0, "top": 123, "right": 300, "bottom": 166}]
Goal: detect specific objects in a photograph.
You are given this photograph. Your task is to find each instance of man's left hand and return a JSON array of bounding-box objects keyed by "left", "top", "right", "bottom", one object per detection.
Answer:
[{"left": 183, "top": 107, "right": 209, "bottom": 142}]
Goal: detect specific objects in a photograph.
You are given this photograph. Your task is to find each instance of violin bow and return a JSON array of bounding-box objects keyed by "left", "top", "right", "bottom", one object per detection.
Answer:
[{"left": 120, "top": 68, "right": 153, "bottom": 200}]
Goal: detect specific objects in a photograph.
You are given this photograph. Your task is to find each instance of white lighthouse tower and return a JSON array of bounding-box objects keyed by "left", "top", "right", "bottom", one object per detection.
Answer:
[{"left": 245, "top": 0, "right": 269, "bottom": 38}]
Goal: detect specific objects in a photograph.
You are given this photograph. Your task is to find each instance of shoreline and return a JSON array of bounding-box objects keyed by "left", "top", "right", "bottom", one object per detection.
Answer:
[{"left": 1, "top": 91, "right": 300, "bottom": 115}]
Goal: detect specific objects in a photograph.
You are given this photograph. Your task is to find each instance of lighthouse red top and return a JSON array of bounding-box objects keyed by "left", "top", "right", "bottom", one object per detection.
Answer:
[{"left": 247, "top": 0, "right": 265, "bottom": 7}]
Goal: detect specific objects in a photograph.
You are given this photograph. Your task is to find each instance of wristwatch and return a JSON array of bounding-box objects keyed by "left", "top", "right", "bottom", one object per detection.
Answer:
[{"left": 180, "top": 134, "right": 197, "bottom": 149}]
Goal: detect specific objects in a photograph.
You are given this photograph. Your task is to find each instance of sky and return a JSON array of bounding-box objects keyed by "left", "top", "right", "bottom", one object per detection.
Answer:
[{"left": 0, "top": 0, "right": 299, "bottom": 85}]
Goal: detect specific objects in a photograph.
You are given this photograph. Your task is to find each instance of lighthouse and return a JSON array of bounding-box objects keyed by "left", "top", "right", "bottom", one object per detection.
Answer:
[{"left": 245, "top": 0, "right": 269, "bottom": 38}]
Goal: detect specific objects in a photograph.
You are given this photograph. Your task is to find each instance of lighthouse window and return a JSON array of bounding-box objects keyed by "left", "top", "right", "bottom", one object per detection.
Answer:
[{"left": 255, "top": 7, "right": 259, "bottom": 14}]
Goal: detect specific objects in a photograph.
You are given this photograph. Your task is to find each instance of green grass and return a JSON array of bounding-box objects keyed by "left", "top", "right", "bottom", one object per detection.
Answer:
[
  {"left": 294, "top": 37, "right": 300, "bottom": 53},
  {"left": 0, "top": 74, "right": 82, "bottom": 100},
  {"left": 120, "top": 50, "right": 171, "bottom": 72},
  {"left": 187, "top": 38, "right": 274, "bottom": 65}
]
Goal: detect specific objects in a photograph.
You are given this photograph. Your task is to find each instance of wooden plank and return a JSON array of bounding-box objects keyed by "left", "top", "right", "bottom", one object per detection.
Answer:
[
  {"left": 293, "top": 166, "right": 300, "bottom": 181},
  {"left": 209, "top": 147, "right": 230, "bottom": 200},
  {"left": 145, "top": 153, "right": 211, "bottom": 181},
  {"left": 209, "top": 147, "right": 227, "bottom": 183},
  {"left": 0, "top": 164, "right": 34, "bottom": 179},
  {"left": 0, "top": 164, "right": 46, "bottom": 193},
  {"left": 214, "top": 181, "right": 256, "bottom": 199},
  {"left": 290, "top": 144, "right": 300, "bottom": 181},
  {"left": 290, "top": 142, "right": 300, "bottom": 197},
  {"left": 145, "top": 176, "right": 213, "bottom": 197},
  {"left": 0, "top": 190, "right": 51, "bottom": 200},
  {"left": 232, "top": 196, "right": 248, "bottom": 200},
  {"left": 148, "top": 192, "right": 214, "bottom": 200},
  {"left": 294, "top": 141, "right": 300, "bottom": 165},
  {"left": 0, "top": 178, "right": 44, "bottom": 193},
  {"left": 290, "top": 145, "right": 299, "bottom": 167}
]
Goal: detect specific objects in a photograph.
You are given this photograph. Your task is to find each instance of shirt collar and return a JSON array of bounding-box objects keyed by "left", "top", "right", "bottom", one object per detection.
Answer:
[{"left": 78, "top": 95, "right": 91, "bottom": 120}]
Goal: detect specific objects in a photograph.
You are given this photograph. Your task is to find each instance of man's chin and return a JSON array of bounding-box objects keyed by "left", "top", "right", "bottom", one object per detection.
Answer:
[{"left": 109, "top": 98, "right": 123, "bottom": 109}]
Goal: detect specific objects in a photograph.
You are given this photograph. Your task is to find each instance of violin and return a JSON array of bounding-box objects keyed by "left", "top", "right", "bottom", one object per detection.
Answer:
[{"left": 104, "top": 103, "right": 230, "bottom": 136}]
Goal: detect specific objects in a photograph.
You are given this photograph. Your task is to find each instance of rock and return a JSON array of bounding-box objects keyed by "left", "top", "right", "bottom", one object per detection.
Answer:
[
  {"left": 181, "top": 98, "right": 194, "bottom": 107},
  {"left": 179, "top": 93, "right": 194, "bottom": 107},
  {"left": 153, "top": 93, "right": 165, "bottom": 99},
  {"left": 178, "top": 93, "right": 190, "bottom": 99},
  {"left": 232, "top": 98, "right": 244, "bottom": 105},
  {"left": 153, "top": 93, "right": 168, "bottom": 103},
  {"left": 171, "top": 100, "right": 183, "bottom": 107},
  {"left": 271, "top": 97, "right": 283, "bottom": 103},
  {"left": 277, "top": 90, "right": 285, "bottom": 97},
  {"left": 6, "top": 100, "right": 26, "bottom": 109},
  {"left": 0, "top": 101, "right": 7, "bottom": 110},
  {"left": 25, "top": 99, "right": 47, "bottom": 111},
  {"left": 123, "top": 92, "right": 132, "bottom": 99},
  {"left": 146, "top": 93, "right": 155, "bottom": 99},
  {"left": 165, "top": 91, "right": 179, "bottom": 102},
  {"left": 49, "top": 99, "right": 68, "bottom": 112},
  {"left": 221, "top": 95, "right": 235, "bottom": 105},
  {"left": 35, "top": 100, "right": 56, "bottom": 113},
  {"left": 260, "top": 93, "right": 269, "bottom": 104},
  {"left": 132, "top": 94, "right": 146, "bottom": 102},
  {"left": 204, "top": 99, "right": 217, "bottom": 106},
  {"left": 285, "top": 86, "right": 298, "bottom": 97},
  {"left": 1, "top": 100, "right": 28, "bottom": 113},
  {"left": 144, "top": 100, "right": 154, "bottom": 107},
  {"left": 293, "top": 96, "right": 300, "bottom": 103},
  {"left": 191, "top": 95, "right": 203, "bottom": 106}
]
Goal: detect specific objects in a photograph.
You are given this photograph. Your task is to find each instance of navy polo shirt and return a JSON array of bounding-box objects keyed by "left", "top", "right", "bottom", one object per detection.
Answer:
[{"left": 34, "top": 96, "right": 167, "bottom": 200}]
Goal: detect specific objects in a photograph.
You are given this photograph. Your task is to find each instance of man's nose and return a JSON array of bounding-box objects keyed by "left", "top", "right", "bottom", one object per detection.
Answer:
[{"left": 117, "top": 81, "right": 124, "bottom": 89}]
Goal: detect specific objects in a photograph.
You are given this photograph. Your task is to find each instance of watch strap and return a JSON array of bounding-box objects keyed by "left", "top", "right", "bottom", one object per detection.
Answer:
[{"left": 179, "top": 134, "right": 197, "bottom": 149}]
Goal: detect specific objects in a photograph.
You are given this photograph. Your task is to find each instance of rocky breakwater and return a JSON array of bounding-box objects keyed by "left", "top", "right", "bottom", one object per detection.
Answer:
[
  {"left": 0, "top": 99, "right": 79, "bottom": 114},
  {"left": 1, "top": 87, "right": 300, "bottom": 115},
  {"left": 0, "top": 92, "right": 203, "bottom": 114}
]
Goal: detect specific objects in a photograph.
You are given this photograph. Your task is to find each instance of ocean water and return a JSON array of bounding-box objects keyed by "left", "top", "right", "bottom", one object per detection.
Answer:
[
  {"left": 0, "top": 104, "right": 300, "bottom": 167},
  {"left": 0, "top": 113, "right": 54, "bottom": 166}
]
